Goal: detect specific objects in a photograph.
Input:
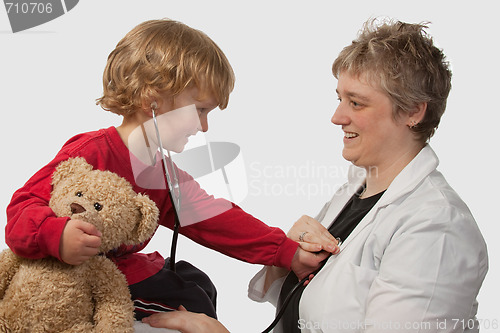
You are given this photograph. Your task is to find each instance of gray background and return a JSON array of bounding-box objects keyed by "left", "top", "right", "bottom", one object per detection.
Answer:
[{"left": 1, "top": 1, "right": 498, "bottom": 331}]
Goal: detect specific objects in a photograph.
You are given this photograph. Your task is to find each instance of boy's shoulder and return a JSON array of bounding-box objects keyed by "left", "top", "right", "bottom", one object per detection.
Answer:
[
  {"left": 62, "top": 127, "right": 110, "bottom": 151},
  {"left": 60, "top": 127, "right": 117, "bottom": 155},
  {"left": 57, "top": 127, "right": 128, "bottom": 170}
]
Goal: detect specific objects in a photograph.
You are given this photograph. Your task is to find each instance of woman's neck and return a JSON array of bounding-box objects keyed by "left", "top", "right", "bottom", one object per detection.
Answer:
[{"left": 361, "top": 145, "right": 423, "bottom": 198}]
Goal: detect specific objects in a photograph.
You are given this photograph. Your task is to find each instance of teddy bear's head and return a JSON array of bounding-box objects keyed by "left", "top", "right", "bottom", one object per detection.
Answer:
[{"left": 49, "top": 157, "right": 159, "bottom": 253}]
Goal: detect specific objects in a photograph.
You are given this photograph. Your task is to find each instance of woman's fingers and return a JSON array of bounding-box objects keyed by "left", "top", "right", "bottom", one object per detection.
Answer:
[
  {"left": 298, "top": 240, "right": 322, "bottom": 253},
  {"left": 290, "top": 215, "right": 340, "bottom": 253}
]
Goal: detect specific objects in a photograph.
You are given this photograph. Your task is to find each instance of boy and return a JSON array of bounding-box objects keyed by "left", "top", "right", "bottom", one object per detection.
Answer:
[{"left": 5, "top": 19, "right": 329, "bottom": 320}]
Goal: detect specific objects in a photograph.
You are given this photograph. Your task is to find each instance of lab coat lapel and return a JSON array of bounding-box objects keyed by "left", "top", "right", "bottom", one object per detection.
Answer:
[{"left": 320, "top": 166, "right": 365, "bottom": 230}]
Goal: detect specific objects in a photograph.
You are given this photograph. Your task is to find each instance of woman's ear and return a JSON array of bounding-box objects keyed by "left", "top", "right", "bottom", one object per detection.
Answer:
[{"left": 408, "top": 102, "right": 427, "bottom": 127}]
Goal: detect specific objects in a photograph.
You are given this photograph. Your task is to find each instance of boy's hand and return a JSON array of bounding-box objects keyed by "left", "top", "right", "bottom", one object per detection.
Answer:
[
  {"left": 290, "top": 247, "right": 330, "bottom": 280},
  {"left": 60, "top": 219, "right": 102, "bottom": 265}
]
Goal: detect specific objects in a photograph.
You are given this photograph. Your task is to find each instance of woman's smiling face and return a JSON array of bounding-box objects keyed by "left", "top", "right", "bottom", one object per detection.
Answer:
[{"left": 331, "top": 72, "right": 415, "bottom": 171}]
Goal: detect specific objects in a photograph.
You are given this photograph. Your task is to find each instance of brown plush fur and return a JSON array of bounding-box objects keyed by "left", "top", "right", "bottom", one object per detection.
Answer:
[{"left": 0, "top": 157, "right": 159, "bottom": 332}]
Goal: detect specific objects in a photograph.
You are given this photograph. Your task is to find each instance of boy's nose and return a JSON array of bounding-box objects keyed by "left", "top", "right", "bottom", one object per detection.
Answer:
[{"left": 199, "top": 115, "right": 209, "bottom": 132}]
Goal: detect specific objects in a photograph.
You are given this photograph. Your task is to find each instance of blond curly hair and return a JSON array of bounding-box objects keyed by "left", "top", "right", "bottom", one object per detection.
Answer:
[{"left": 96, "top": 19, "right": 235, "bottom": 115}]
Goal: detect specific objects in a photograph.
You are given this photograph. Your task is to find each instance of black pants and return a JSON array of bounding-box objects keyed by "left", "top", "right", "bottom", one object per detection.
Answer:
[{"left": 129, "top": 259, "right": 217, "bottom": 320}]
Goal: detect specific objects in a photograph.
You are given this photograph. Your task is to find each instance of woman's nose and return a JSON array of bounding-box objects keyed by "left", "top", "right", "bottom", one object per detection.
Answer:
[{"left": 331, "top": 104, "right": 348, "bottom": 126}]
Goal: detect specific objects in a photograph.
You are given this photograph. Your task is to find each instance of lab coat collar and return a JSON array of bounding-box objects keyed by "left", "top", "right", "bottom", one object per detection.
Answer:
[
  {"left": 346, "top": 144, "right": 439, "bottom": 207},
  {"left": 378, "top": 144, "right": 439, "bottom": 207},
  {"left": 323, "top": 145, "right": 439, "bottom": 249}
]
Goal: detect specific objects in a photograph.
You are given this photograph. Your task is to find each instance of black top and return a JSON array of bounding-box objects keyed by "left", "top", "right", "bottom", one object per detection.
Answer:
[{"left": 277, "top": 188, "right": 385, "bottom": 332}]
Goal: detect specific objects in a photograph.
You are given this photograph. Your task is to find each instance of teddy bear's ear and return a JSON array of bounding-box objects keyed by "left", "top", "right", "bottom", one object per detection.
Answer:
[
  {"left": 52, "top": 157, "right": 94, "bottom": 187},
  {"left": 130, "top": 193, "right": 159, "bottom": 244}
]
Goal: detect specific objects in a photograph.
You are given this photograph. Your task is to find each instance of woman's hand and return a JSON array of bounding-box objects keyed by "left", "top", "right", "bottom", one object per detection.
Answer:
[
  {"left": 288, "top": 215, "right": 340, "bottom": 254},
  {"left": 288, "top": 215, "right": 340, "bottom": 280},
  {"left": 142, "top": 306, "right": 229, "bottom": 333}
]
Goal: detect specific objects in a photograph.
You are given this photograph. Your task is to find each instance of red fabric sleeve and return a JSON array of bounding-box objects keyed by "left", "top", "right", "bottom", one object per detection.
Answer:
[
  {"left": 5, "top": 130, "right": 116, "bottom": 261},
  {"left": 6, "top": 153, "right": 71, "bottom": 260},
  {"left": 171, "top": 166, "right": 299, "bottom": 269},
  {"left": 180, "top": 205, "right": 299, "bottom": 269}
]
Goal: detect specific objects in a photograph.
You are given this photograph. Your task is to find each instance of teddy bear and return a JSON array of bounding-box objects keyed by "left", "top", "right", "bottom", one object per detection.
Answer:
[{"left": 0, "top": 157, "right": 159, "bottom": 332}]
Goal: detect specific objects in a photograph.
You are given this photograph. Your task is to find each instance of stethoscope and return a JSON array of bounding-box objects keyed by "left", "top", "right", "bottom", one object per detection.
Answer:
[
  {"left": 151, "top": 106, "right": 181, "bottom": 272},
  {"left": 261, "top": 237, "right": 342, "bottom": 333}
]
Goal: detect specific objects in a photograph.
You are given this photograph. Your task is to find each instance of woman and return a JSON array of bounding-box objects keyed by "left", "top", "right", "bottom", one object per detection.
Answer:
[
  {"left": 248, "top": 19, "right": 488, "bottom": 333},
  {"left": 142, "top": 18, "right": 488, "bottom": 333}
]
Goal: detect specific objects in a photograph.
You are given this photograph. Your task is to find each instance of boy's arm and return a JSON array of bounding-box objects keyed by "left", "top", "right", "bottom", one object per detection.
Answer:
[
  {"left": 6, "top": 155, "right": 101, "bottom": 264},
  {"left": 5, "top": 155, "right": 68, "bottom": 260},
  {"left": 166, "top": 165, "right": 299, "bottom": 269},
  {"left": 182, "top": 204, "right": 299, "bottom": 269}
]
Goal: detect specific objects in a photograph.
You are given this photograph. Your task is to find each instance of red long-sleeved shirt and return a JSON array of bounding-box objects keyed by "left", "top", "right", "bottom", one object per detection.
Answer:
[{"left": 6, "top": 127, "right": 298, "bottom": 285}]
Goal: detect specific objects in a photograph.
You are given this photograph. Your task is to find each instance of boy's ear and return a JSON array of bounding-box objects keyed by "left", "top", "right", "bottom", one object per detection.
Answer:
[
  {"left": 140, "top": 89, "right": 163, "bottom": 117},
  {"left": 52, "top": 157, "right": 93, "bottom": 187},
  {"left": 139, "top": 97, "right": 155, "bottom": 117}
]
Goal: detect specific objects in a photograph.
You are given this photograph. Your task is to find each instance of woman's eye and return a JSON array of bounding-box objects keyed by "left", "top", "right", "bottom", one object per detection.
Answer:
[
  {"left": 94, "top": 203, "right": 103, "bottom": 211},
  {"left": 76, "top": 191, "right": 83, "bottom": 197},
  {"left": 351, "top": 101, "right": 362, "bottom": 108}
]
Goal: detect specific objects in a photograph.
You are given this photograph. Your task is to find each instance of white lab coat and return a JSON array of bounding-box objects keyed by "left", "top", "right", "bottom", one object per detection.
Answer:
[{"left": 249, "top": 145, "right": 488, "bottom": 332}]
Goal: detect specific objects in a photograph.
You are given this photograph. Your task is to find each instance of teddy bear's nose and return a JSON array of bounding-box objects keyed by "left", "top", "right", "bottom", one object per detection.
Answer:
[{"left": 70, "top": 203, "right": 86, "bottom": 214}]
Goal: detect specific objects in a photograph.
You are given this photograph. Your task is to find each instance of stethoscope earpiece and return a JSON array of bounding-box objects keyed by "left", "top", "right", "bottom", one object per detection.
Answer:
[{"left": 150, "top": 101, "right": 158, "bottom": 111}]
